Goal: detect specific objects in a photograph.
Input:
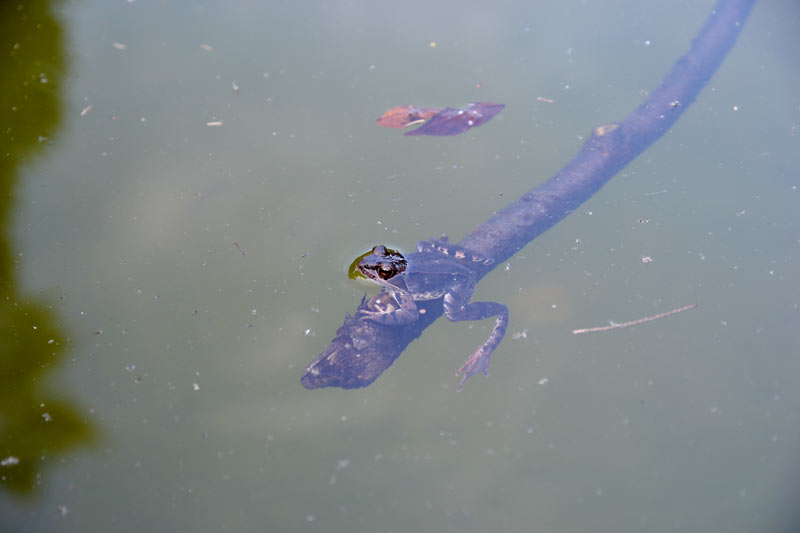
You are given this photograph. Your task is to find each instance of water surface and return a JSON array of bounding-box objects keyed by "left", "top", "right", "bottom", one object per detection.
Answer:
[{"left": 2, "top": 0, "right": 799, "bottom": 531}]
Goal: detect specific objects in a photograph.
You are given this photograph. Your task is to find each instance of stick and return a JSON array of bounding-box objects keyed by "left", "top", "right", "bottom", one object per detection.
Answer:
[{"left": 572, "top": 304, "right": 698, "bottom": 335}]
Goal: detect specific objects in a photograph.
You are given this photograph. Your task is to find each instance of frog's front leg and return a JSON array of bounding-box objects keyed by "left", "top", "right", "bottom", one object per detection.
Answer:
[
  {"left": 358, "top": 290, "right": 419, "bottom": 326},
  {"left": 442, "top": 283, "right": 509, "bottom": 390}
]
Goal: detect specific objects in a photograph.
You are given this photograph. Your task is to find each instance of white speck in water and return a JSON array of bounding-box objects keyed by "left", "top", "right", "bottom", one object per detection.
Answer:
[
  {"left": 42, "top": 413, "right": 52, "bottom": 422},
  {"left": 538, "top": 377, "right": 549, "bottom": 385},
  {"left": 192, "top": 383, "right": 200, "bottom": 391},
  {"left": 306, "top": 514, "right": 315, "bottom": 522},
  {"left": 1, "top": 456, "right": 20, "bottom": 467}
]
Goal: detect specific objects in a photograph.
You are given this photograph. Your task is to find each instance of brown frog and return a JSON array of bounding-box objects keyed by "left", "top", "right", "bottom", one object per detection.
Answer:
[{"left": 355, "top": 241, "right": 508, "bottom": 389}]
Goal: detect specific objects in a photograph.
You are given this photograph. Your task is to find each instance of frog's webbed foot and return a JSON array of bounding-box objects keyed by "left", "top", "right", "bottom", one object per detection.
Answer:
[
  {"left": 456, "top": 349, "right": 491, "bottom": 390},
  {"left": 357, "top": 291, "right": 418, "bottom": 326},
  {"left": 447, "top": 300, "right": 509, "bottom": 390}
]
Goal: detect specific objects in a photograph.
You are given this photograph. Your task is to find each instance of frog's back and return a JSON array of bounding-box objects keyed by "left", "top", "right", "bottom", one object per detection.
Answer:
[
  {"left": 402, "top": 250, "right": 475, "bottom": 301},
  {"left": 416, "top": 237, "right": 494, "bottom": 268}
]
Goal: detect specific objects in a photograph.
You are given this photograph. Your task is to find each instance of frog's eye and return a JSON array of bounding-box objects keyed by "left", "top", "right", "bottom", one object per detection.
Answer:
[{"left": 377, "top": 266, "right": 395, "bottom": 280}]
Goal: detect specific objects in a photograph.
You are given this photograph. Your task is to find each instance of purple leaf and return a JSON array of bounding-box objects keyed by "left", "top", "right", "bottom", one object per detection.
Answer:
[{"left": 404, "top": 102, "right": 505, "bottom": 136}]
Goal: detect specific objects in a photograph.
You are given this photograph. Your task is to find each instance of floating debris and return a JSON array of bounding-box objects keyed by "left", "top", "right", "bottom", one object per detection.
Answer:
[
  {"left": 511, "top": 329, "right": 528, "bottom": 340},
  {"left": 572, "top": 303, "right": 697, "bottom": 334}
]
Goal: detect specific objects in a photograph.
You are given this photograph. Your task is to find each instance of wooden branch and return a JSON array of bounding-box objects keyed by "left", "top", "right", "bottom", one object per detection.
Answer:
[{"left": 302, "top": 0, "right": 756, "bottom": 390}]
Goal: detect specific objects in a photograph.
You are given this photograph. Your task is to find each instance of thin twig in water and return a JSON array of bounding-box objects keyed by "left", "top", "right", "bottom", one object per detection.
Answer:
[
  {"left": 572, "top": 304, "right": 697, "bottom": 335},
  {"left": 234, "top": 242, "right": 245, "bottom": 256}
]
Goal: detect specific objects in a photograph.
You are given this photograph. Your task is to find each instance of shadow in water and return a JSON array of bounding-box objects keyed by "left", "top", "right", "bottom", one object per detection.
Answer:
[{"left": 1, "top": 0, "right": 97, "bottom": 497}]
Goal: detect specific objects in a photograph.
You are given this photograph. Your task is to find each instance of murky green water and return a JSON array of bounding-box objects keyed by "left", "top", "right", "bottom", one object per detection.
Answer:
[{"left": 2, "top": 0, "right": 798, "bottom": 531}]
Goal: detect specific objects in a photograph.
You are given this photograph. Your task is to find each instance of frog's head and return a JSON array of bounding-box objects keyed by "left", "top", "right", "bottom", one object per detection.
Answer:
[{"left": 355, "top": 245, "right": 407, "bottom": 286}]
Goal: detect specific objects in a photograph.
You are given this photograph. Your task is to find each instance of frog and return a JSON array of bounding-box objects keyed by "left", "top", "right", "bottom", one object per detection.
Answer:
[{"left": 355, "top": 240, "right": 508, "bottom": 389}]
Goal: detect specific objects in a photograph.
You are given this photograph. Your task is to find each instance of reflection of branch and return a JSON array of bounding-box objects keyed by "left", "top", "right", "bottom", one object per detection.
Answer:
[
  {"left": 303, "top": 0, "right": 756, "bottom": 390},
  {"left": 572, "top": 304, "right": 698, "bottom": 335},
  {"left": 0, "top": 0, "right": 98, "bottom": 497}
]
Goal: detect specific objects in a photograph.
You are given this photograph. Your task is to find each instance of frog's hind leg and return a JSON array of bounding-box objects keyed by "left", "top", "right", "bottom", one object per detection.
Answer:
[{"left": 444, "top": 299, "right": 509, "bottom": 390}]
